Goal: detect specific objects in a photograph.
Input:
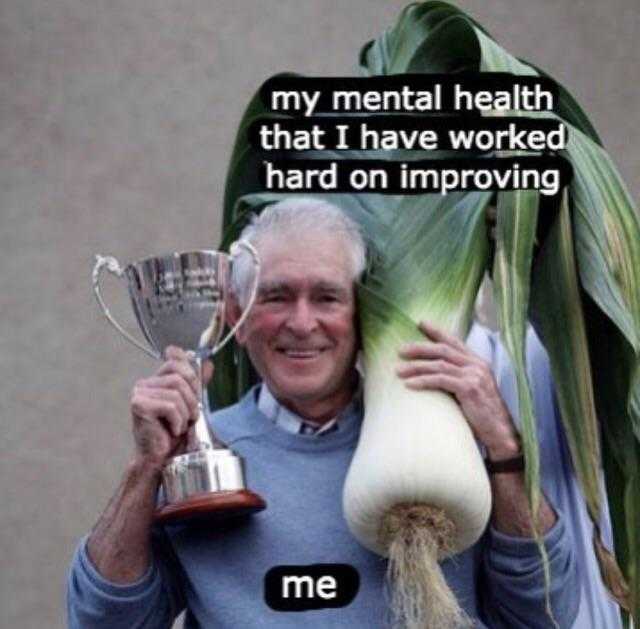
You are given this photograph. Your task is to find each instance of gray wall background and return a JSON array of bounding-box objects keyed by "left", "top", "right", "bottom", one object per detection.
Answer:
[{"left": 2, "top": 1, "right": 638, "bottom": 627}]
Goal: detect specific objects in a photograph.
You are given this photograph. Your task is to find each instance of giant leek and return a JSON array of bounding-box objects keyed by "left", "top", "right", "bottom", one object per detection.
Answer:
[{"left": 215, "top": 2, "right": 640, "bottom": 626}]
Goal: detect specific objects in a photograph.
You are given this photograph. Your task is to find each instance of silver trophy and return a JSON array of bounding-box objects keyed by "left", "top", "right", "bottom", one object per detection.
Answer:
[{"left": 92, "top": 243, "right": 265, "bottom": 524}]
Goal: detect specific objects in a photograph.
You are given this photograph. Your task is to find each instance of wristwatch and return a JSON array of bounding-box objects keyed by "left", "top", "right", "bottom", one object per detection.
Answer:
[{"left": 485, "top": 453, "right": 525, "bottom": 474}]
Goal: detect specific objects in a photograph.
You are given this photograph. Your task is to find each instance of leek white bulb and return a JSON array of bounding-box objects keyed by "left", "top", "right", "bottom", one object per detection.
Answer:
[
  {"left": 343, "top": 367, "right": 492, "bottom": 555},
  {"left": 343, "top": 347, "right": 492, "bottom": 628}
]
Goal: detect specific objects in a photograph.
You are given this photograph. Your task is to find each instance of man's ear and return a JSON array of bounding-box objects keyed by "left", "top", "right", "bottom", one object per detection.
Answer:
[{"left": 226, "top": 294, "right": 247, "bottom": 345}]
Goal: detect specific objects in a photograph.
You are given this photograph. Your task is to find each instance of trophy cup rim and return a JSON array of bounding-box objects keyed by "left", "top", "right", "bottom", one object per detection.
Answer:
[{"left": 125, "top": 249, "right": 228, "bottom": 270}]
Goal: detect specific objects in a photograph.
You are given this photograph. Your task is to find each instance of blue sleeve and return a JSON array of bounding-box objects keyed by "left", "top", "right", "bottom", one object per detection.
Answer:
[
  {"left": 66, "top": 528, "right": 185, "bottom": 629},
  {"left": 486, "top": 324, "right": 622, "bottom": 628},
  {"left": 480, "top": 512, "right": 580, "bottom": 628}
]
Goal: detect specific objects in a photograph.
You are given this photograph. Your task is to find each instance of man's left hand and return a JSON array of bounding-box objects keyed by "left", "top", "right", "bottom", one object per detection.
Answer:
[{"left": 396, "top": 320, "right": 520, "bottom": 461}]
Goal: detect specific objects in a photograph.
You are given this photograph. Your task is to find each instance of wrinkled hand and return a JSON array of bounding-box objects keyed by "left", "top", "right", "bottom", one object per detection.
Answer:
[
  {"left": 396, "top": 321, "right": 520, "bottom": 460},
  {"left": 129, "top": 346, "right": 214, "bottom": 472}
]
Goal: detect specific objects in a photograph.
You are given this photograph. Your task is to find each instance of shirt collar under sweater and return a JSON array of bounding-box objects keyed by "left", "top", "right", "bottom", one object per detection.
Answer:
[{"left": 257, "top": 380, "right": 362, "bottom": 437}]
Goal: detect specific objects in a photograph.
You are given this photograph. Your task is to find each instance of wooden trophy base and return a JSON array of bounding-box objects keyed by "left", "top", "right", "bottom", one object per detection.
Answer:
[{"left": 155, "top": 489, "right": 266, "bottom": 525}]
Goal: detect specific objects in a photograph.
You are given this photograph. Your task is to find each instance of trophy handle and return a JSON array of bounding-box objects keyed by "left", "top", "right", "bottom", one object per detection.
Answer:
[
  {"left": 92, "top": 255, "right": 161, "bottom": 360},
  {"left": 204, "top": 240, "right": 261, "bottom": 357}
]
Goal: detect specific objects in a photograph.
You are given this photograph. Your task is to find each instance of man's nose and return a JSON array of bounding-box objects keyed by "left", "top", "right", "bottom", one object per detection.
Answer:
[{"left": 286, "top": 298, "right": 318, "bottom": 335}]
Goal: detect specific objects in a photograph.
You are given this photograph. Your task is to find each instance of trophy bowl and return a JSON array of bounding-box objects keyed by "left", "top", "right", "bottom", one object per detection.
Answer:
[{"left": 92, "top": 244, "right": 266, "bottom": 525}]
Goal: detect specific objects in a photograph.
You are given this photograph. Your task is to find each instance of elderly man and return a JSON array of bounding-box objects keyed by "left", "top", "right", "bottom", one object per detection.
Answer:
[{"left": 68, "top": 198, "right": 617, "bottom": 628}]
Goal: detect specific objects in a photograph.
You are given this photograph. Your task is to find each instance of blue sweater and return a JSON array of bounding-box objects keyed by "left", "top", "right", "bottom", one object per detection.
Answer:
[{"left": 67, "top": 325, "right": 586, "bottom": 628}]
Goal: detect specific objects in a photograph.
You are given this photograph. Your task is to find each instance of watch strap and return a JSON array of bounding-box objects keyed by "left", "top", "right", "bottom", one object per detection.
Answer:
[{"left": 485, "top": 453, "right": 525, "bottom": 474}]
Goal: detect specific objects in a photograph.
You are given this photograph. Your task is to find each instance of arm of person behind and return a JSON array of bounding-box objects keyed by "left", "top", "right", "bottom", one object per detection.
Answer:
[
  {"left": 479, "top": 324, "right": 617, "bottom": 628},
  {"left": 66, "top": 347, "right": 212, "bottom": 629},
  {"left": 470, "top": 356, "right": 579, "bottom": 628}
]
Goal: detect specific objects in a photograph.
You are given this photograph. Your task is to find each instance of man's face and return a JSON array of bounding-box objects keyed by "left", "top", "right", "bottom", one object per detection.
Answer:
[{"left": 235, "top": 232, "right": 358, "bottom": 417}]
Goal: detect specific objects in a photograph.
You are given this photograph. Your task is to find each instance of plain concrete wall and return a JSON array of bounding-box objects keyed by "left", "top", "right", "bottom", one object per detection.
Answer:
[{"left": 1, "top": 1, "right": 638, "bottom": 627}]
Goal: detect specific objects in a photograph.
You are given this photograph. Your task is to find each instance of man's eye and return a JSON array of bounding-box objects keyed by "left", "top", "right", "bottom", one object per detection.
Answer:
[
  {"left": 264, "top": 294, "right": 286, "bottom": 303},
  {"left": 318, "top": 294, "right": 339, "bottom": 303}
]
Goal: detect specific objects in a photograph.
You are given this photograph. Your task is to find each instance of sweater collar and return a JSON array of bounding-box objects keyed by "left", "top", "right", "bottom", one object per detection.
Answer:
[{"left": 257, "top": 380, "right": 362, "bottom": 437}]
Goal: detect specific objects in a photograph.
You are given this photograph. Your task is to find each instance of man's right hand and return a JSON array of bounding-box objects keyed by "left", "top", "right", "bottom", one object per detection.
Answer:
[
  {"left": 129, "top": 346, "right": 213, "bottom": 472},
  {"left": 87, "top": 348, "right": 213, "bottom": 583}
]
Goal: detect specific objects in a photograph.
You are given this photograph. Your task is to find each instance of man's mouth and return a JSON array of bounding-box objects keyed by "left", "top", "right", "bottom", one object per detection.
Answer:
[{"left": 276, "top": 347, "right": 328, "bottom": 359}]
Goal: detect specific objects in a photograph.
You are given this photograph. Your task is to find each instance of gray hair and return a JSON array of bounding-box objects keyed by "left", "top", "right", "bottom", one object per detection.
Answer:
[{"left": 230, "top": 197, "right": 367, "bottom": 306}]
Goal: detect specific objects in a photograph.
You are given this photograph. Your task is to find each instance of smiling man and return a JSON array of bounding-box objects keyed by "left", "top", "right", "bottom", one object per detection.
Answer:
[
  {"left": 67, "top": 198, "right": 616, "bottom": 628},
  {"left": 230, "top": 209, "right": 361, "bottom": 425}
]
